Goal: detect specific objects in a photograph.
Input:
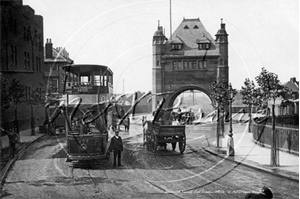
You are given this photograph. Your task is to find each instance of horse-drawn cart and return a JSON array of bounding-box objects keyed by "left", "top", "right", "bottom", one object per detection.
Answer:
[{"left": 143, "top": 121, "right": 186, "bottom": 154}]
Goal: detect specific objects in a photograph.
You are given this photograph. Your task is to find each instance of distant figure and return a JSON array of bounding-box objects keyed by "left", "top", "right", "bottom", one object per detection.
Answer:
[
  {"left": 124, "top": 117, "right": 130, "bottom": 132},
  {"left": 120, "top": 106, "right": 125, "bottom": 119},
  {"left": 2, "top": 128, "right": 18, "bottom": 158},
  {"left": 245, "top": 186, "right": 273, "bottom": 199},
  {"left": 108, "top": 127, "right": 123, "bottom": 167}
]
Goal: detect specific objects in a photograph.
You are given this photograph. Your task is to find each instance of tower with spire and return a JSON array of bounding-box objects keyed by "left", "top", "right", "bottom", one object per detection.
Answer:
[
  {"left": 215, "top": 18, "right": 229, "bottom": 81},
  {"left": 152, "top": 21, "right": 167, "bottom": 109}
]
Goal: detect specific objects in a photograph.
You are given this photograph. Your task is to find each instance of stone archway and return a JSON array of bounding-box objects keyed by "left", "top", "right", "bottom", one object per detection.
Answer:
[
  {"left": 156, "top": 85, "right": 215, "bottom": 124},
  {"left": 165, "top": 85, "right": 215, "bottom": 110}
]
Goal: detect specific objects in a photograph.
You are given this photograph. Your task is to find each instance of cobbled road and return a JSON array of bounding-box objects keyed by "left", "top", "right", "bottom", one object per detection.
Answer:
[{"left": 1, "top": 124, "right": 298, "bottom": 199}]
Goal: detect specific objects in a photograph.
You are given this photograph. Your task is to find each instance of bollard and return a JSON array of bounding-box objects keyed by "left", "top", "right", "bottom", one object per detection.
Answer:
[{"left": 227, "top": 135, "right": 234, "bottom": 156}]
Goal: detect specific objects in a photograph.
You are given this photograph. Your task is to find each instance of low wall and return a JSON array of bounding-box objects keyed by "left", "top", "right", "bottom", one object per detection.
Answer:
[{"left": 251, "top": 121, "right": 299, "bottom": 155}]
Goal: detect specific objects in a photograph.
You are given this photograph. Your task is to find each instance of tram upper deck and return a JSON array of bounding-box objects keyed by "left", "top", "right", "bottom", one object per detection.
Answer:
[{"left": 62, "top": 64, "right": 113, "bottom": 95}]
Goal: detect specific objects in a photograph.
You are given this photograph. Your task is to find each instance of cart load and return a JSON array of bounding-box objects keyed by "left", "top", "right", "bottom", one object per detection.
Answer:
[
  {"left": 143, "top": 98, "right": 186, "bottom": 154},
  {"left": 143, "top": 121, "right": 186, "bottom": 154}
]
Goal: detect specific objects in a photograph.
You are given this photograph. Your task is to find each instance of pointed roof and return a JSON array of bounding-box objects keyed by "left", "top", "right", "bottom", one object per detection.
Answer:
[
  {"left": 284, "top": 77, "right": 299, "bottom": 92},
  {"left": 166, "top": 18, "right": 218, "bottom": 56}
]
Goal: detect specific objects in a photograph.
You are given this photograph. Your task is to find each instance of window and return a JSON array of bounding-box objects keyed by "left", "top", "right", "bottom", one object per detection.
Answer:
[
  {"left": 51, "top": 79, "right": 58, "bottom": 92},
  {"left": 24, "top": 52, "right": 28, "bottom": 69},
  {"left": 171, "top": 44, "right": 182, "bottom": 50},
  {"left": 183, "top": 61, "right": 187, "bottom": 70},
  {"left": 156, "top": 60, "right": 160, "bottom": 66},
  {"left": 198, "top": 43, "right": 210, "bottom": 50},
  {"left": 184, "top": 25, "right": 189, "bottom": 29},
  {"left": 203, "top": 60, "right": 207, "bottom": 68},
  {"left": 192, "top": 61, "right": 196, "bottom": 69},
  {"left": 198, "top": 60, "right": 203, "bottom": 69},
  {"left": 178, "top": 61, "right": 182, "bottom": 70},
  {"left": 188, "top": 61, "right": 192, "bottom": 70},
  {"left": 27, "top": 27, "right": 31, "bottom": 41},
  {"left": 27, "top": 52, "right": 30, "bottom": 69},
  {"left": 11, "top": 45, "right": 17, "bottom": 65},
  {"left": 25, "top": 87, "right": 28, "bottom": 101},
  {"left": 172, "top": 61, "right": 177, "bottom": 70},
  {"left": 24, "top": 27, "right": 26, "bottom": 40}
]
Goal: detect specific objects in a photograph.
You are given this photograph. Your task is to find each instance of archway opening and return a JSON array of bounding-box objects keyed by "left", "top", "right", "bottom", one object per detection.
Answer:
[
  {"left": 173, "top": 90, "right": 213, "bottom": 114},
  {"left": 170, "top": 89, "right": 214, "bottom": 125}
]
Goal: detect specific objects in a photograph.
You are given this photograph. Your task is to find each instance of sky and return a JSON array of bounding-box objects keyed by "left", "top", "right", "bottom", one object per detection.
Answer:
[{"left": 23, "top": 0, "right": 299, "bottom": 94}]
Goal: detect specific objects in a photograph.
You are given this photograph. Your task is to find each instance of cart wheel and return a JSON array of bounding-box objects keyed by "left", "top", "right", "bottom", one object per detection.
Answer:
[
  {"left": 172, "top": 142, "right": 176, "bottom": 151},
  {"left": 152, "top": 142, "right": 158, "bottom": 153},
  {"left": 146, "top": 137, "right": 150, "bottom": 150},
  {"left": 179, "top": 136, "right": 186, "bottom": 154},
  {"left": 152, "top": 134, "right": 157, "bottom": 153}
]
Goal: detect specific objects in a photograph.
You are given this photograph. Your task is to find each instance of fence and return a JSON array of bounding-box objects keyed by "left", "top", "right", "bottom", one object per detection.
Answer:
[{"left": 251, "top": 120, "right": 299, "bottom": 155}]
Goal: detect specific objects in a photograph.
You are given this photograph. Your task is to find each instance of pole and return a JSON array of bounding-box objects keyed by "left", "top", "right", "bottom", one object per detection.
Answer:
[
  {"left": 227, "top": 84, "right": 234, "bottom": 156},
  {"left": 271, "top": 104, "right": 279, "bottom": 166},
  {"left": 170, "top": 0, "right": 172, "bottom": 40},
  {"left": 248, "top": 104, "right": 252, "bottom": 132},
  {"left": 216, "top": 106, "right": 220, "bottom": 148}
]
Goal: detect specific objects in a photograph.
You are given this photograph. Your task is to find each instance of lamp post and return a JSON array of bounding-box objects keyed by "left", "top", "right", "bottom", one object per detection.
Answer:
[{"left": 227, "top": 83, "right": 234, "bottom": 156}]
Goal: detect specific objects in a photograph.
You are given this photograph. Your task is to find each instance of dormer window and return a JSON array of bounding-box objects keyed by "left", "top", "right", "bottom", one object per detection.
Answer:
[
  {"left": 198, "top": 43, "right": 210, "bottom": 50},
  {"left": 171, "top": 44, "right": 182, "bottom": 50}
]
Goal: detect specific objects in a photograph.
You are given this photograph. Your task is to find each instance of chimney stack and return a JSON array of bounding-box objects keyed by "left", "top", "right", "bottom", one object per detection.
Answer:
[
  {"left": 45, "top": 38, "right": 53, "bottom": 59},
  {"left": 290, "top": 77, "right": 296, "bottom": 83}
]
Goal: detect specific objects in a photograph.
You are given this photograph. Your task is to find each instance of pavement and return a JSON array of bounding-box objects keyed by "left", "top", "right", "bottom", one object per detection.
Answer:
[
  {"left": 202, "top": 122, "right": 299, "bottom": 182},
  {"left": 0, "top": 127, "right": 47, "bottom": 187},
  {"left": 0, "top": 115, "right": 298, "bottom": 189}
]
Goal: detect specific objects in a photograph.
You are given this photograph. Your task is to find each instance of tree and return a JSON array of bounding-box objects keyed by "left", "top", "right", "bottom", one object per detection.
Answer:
[
  {"left": 1, "top": 78, "right": 11, "bottom": 111},
  {"left": 29, "top": 88, "right": 46, "bottom": 135},
  {"left": 9, "top": 79, "right": 25, "bottom": 141},
  {"left": 210, "top": 80, "right": 237, "bottom": 147},
  {"left": 240, "top": 78, "right": 262, "bottom": 132},
  {"left": 1, "top": 78, "right": 11, "bottom": 156},
  {"left": 255, "top": 67, "right": 288, "bottom": 166}
]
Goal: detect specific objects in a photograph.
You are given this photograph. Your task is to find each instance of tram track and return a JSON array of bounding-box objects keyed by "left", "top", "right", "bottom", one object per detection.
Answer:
[{"left": 131, "top": 139, "right": 238, "bottom": 198}]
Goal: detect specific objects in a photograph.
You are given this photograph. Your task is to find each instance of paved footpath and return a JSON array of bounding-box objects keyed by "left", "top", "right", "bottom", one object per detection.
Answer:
[
  {"left": 204, "top": 122, "right": 299, "bottom": 182},
  {"left": 1, "top": 127, "right": 46, "bottom": 186}
]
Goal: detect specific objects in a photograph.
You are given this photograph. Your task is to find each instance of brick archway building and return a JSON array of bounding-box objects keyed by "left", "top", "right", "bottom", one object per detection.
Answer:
[{"left": 152, "top": 18, "right": 229, "bottom": 111}]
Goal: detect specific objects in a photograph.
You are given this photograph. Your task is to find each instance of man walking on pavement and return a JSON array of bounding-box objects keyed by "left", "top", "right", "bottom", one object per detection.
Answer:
[{"left": 108, "top": 126, "right": 123, "bottom": 167}]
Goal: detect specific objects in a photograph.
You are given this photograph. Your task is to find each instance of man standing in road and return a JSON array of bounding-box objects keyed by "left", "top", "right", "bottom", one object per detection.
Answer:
[{"left": 109, "top": 127, "right": 123, "bottom": 167}]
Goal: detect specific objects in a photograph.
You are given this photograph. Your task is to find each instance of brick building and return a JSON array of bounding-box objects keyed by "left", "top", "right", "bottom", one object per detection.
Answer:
[
  {"left": 44, "top": 38, "right": 73, "bottom": 98},
  {"left": 0, "top": 0, "right": 45, "bottom": 130},
  {"left": 152, "top": 18, "right": 229, "bottom": 110},
  {"left": 281, "top": 77, "right": 299, "bottom": 115}
]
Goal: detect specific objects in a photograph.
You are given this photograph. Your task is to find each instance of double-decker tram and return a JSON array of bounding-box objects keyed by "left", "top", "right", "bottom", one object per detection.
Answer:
[{"left": 48, "top": 64, "right": 115, "bottom": 164}]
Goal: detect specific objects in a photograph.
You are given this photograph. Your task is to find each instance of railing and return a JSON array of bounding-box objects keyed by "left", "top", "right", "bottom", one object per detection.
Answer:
[
  {"left": 264, "top": 115, "right": 299, "bottom": 128},
  {"left": 251, "top": 120, "right": 299, "bottom": 155}
]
